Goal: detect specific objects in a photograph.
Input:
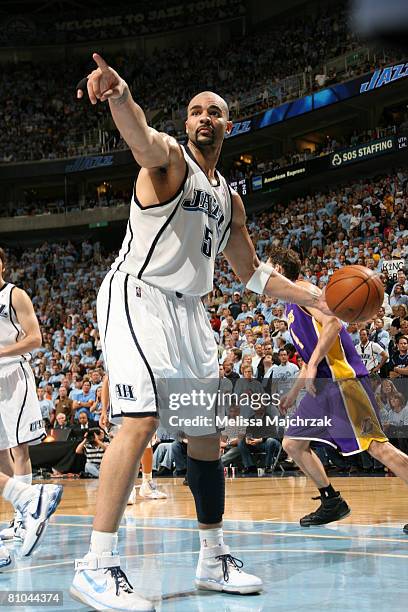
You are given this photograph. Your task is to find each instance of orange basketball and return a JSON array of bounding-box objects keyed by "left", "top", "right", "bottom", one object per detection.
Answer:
[{"left": 325, "top": 265, "right": 384, "bottom": 322}]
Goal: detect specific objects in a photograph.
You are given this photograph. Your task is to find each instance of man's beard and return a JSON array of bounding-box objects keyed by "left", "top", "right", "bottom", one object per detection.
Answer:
[{"left": 193, "top": 129, "right": 215, "bottom": 147}]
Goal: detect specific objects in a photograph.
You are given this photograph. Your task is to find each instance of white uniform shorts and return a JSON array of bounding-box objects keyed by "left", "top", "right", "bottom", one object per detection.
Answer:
[
  {"left": 97, "top": 270, "right": 221, "bottom": 436},
  {"left": 0, "top": 361, "right": 46, "bottom": 451}
]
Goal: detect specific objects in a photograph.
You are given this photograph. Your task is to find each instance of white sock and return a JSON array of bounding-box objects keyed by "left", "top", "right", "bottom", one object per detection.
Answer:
[
  {"left": 142, "top": 472, "right": 152, "bottom": 483},
  {"left": 199, "top": 527, "right": 224, "bottom": 549},
  {"left": 90, "top": 530, "right": 118, "bottom": 556},
  {"left": 3, "top": 478, "right": 33, "bottom": 510},
  {"left": 14, "top": 473, "right": 33, "bottom": 486}
]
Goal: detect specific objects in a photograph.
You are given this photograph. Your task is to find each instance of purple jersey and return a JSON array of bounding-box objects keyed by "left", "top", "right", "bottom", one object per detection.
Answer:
[{"left": 285, "top": 303, "right": 368, "bottom": 379}]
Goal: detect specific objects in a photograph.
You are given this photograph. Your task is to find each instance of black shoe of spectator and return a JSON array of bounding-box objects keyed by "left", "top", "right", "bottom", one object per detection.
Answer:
[
  {"left": 300, "top": 492, "right": 350, "bottom": 527},
  {"left": 265, "top": 467, "right": 273, "bottom": 474},
  {"left": 157, "top": 466, "right": 173, "bottom": 477},
  {"left": 183, "top": 477, "right": 188, "bottom": 486},
  {"left": 403, "top": 524, "right": 408, "bottom": 535},
  {"left": 175, "top": 469, "right": 187, "bottom": 476},
  {"left": 241, "top": 466, "right": 257, "bottom": 475}
]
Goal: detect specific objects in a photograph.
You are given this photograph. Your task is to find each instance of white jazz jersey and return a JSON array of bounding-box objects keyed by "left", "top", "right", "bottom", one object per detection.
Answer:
[
  {"left": 111, "top": 145, "right": 233, "bottom": 295},
  {"left": 0, "top": 283, "right": 29, "bottom": 368},
  {"left": 0, "top": 283, "right": 46, "bottom": 450}
]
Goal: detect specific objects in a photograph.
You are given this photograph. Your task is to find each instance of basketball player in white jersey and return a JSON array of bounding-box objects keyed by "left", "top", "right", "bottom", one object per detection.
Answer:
[
  {"left": 0, "top": 247, "right": 63, "bottom": 567},
  {"left": 71, "top": 54, "right": 330, "bottom": 611}
]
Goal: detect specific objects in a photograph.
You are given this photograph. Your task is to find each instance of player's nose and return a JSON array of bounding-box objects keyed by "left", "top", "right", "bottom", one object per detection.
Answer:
[{"left": 199, "top": 113, "right": 211, "bottom": 124}]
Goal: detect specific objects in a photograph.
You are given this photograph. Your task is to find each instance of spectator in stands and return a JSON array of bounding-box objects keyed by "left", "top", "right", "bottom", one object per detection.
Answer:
[
  {"left": 90, "top": 387, "right": 103, "bottom": 423},
  {"left": 54, "top": 386, "right": 74, "bottom": 424},
  {"left": 370, "top": 317, "right": 390, "bottom": 350},
  {"left": 54, "top": 412, "right": 70, "bottom": 430},
  {"left": 229, "top": 292, "right": 243, "bottom": 319},
  {"left": 389, "top": 336, "right": 408, "bottom": 380},
  {"left": 73, "top": 380, "right": 95, "bottom": 419},
  {"left": 75, "top": 428, "right": 109, "bottom": 478},
  {"left": 37, "top": 387, "right": 54, "bottom": 428},
  {"left": 237, "top": 405, "right": 281, "bottom": 474},
  {"left": 355, "top": 329, "right": 388, "bottom": 375},
  {"left": 390, "top": 285, "right": 408, "bottom": 308}
]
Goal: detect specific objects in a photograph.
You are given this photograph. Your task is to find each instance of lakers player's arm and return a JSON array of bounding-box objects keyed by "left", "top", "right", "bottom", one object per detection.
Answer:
[
  {"left": 280, "top": 364, "right": 308, "bottom": 413},
  {"left": 297, "top": 281, "right": 343, "bottom": 373},
  {"left": 223, "top": 194, "right": 331, "bottom": 312},
  {"left": 0, "top": 288, "right": 42, "bottom": 359}
]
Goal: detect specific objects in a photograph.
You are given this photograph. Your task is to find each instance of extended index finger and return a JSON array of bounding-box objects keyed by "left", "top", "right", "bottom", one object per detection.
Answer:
[{"left": 93, "top": 52, "right": 109, "bottom": 72}]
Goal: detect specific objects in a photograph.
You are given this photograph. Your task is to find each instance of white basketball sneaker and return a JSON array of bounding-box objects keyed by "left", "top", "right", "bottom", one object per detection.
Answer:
[
  {"left": 70, "top": 552, "right": 155, "bottom": 611},
  {"left": 195, "top": 544, "right": 262, "bottom": 594},
  {"left": 0, "top": 544, "right": 14, "bottom": 571},
  {"left": 18, "top": 484, "right": 63, "bottom": 557},
  {"left": 0, "top": 511, "right": 26, "bottom": 543},
  {"left": 0, "top": 518, "right": 15, "bottom": 541},
  {"left": 127, "top": 486, "right": 137, "bottom": 505},
  {"left": 139, "top": 480, "right": 167, "bottom": 500}
]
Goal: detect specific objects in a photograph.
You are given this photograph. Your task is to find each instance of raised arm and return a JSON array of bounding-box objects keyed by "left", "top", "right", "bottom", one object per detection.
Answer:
[
  {"left": 0, "top": 288, "right": 42, "bottom": 359},
  {"left": 78, "top": 53, "right": 184, "bottom": 171},
  {"left": 223, "top": 194, "right": 330, "bottom": 313}
]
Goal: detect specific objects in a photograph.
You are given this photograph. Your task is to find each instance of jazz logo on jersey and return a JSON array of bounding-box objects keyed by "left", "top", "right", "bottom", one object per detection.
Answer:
[
  {"left": 182, "top": 189, "right": 225, "bottom": 232},
  {"left": 115, "top": 384, "right": 136, "bottom": 401},
  {"left": 0, "top": 305, "right": 8, "bottom": 318}
]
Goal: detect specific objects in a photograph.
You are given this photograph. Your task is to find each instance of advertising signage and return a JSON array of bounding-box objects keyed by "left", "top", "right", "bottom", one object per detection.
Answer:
[
  {"left": 229, "top": 134, "right": 407, "bottom": 194},
  {"left": 225, "top": 63, "right": 408, "bottom": 140},
  {"left": 330, "top": 137, "right": 395, "bottom": 168}
]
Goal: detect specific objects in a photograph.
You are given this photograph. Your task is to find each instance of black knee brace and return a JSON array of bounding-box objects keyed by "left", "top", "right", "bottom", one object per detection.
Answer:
[{"left": 187, "top": 456, "right": 225, "bottom": 525}]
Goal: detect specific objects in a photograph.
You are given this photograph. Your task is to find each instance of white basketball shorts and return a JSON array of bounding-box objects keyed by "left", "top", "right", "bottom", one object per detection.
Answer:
[
  {"left": 97, "top": 270, "right": 220, "bottom": 436},
  {"left": 0, "top": 361, "right": 46, "bottom": 451}
]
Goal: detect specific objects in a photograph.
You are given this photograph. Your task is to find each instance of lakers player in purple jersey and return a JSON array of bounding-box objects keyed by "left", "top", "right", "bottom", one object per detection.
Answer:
[{"left": 269, "top": 247, "right": 408, "bottom": 531}]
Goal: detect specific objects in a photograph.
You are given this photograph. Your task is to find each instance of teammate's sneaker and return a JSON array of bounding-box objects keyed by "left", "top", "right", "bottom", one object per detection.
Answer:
[
  {"left": 403, "top": 524, "right": 408, "bottom": 535},
  {"left": 195, "top": 544, "right": 262, "bottom": 594},
  {"left": 127, "top": 486, "right": 137, "bottom": 505},
  {"left": 70, "top": 552, "right": 155, "bottom": 611},
  {"left": 300, "top": 492, "right": 350, "bottom": 527},
  {"left": 139, "top": 481, "right": 167, "bottom": 500},
  {"left": 0, "top": 518, "right": 16, "bottom": 541},
  {"left": 0, "top": 507, "right": 25, "bottom": 542},
  {"left": 18, "top": 484, "right": 63, "bottom": 557},
  {"left": 0, "top": 543, "right": 14, "bottom": 571}
]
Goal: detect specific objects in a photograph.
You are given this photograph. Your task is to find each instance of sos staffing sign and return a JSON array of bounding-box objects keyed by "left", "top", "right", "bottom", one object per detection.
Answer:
[{"left": 330, "top": 137, "right": 395, "bottom": 168}]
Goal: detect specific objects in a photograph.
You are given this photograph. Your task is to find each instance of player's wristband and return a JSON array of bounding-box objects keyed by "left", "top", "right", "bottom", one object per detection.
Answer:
[{"left": 246, "top": 262, "right": 274, "bottom": 294}]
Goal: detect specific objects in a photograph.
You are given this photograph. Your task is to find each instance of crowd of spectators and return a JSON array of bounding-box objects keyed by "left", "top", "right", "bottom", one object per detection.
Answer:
[
  {"left": 2, "top": 166, "right": 408, "bottom": 476},
  {"left": 3, "top": 121, "right": 405, "bottom": 219},
  {"left": 1, "top": 1, "right": 395, "bottom": 163}
]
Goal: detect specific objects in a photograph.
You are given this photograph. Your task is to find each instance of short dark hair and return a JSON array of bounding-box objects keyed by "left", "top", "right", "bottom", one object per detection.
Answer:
[
  {"left": 0, "top": 247, "right": 6, "bottom": 270},
  {"left": 267, "top": 246, "right": 301, "bottom": 281}
]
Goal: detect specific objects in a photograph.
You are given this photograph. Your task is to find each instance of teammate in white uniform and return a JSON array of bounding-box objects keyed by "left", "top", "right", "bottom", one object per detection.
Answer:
[
  {"left": 72, "top": 54, "right": 330, "bottom": 612},
  {"left": 0, "top": 247, "right": 63, "bottom": 567}
]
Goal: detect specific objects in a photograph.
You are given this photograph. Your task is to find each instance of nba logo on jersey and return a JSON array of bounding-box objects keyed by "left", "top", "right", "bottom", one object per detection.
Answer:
[
  {"left": 115, "top": 384, "right": 136, "bottom": 401},
  {"left": 0, "top": 305, "right": 8, "bottom": 318},
  {"left": 135, "top": 287, "right": 141, "bottom": 297}
]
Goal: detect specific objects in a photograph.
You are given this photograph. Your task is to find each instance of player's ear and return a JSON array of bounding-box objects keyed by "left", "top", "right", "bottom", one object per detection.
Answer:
[
  {"left": 225, "top": 120, "right": 233, "bottom": 135},
  {"left": 266, "top": 259, "right": 283, "bottom": 274}
]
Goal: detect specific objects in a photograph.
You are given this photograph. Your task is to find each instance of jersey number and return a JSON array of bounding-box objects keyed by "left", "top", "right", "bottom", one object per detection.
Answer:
[{"left": 201, "top": 225, "right": 213, "bottom": 258}]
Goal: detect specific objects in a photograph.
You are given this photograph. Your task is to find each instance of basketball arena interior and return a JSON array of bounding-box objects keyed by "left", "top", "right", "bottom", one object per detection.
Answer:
[{"left": 0, "top": 0, "right": 408, "bottom": 610}]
